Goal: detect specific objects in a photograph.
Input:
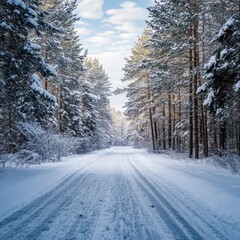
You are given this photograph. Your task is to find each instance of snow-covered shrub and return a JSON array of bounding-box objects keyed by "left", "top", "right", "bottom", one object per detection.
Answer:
[
  {"left": 76, "top": 137, "right": 91, "bottom": 153},
  {"left": 0, "top": 151, "right": 41, "bottom": 168},
  {"left": 17, "top": 122, "right": 77, "bottom": 164},
  {"left": 211, "top": 152, "right": 240, "bottom": 174},
  {"left": 0, "top": 154, "right": 13, "bottom": 168},
  {"left": 50, "top": 134, "right": 78, "bottom": 161},
  {"left": 12, "top": 150, "right": 42, "bottom": 167}
]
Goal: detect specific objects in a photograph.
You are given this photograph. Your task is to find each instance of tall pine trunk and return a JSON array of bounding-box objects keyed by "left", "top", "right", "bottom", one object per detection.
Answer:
[
  {"left": 219, "top": 121, "right": 227, "bottom": 151},
  {"left": 168, "top": 86, "right": 172, "bottom": 149},
  {"left": 188, "top": 29, "right": 194, "bottom": 158},
  {"left": 172, "top": 95, "right": 176, "bottom": 150},
  {"left": 201, "top": 13, "right": 209, "bottom": 157},
  {"left": 162, "top": 102, "right": 166, "bottom": 150},
  {"left": 193, "top": 0, "right": 199, "bottom": 159},
  {"left": 147, "top": 78, "right": 156, "bottom": 151},
  {"left": 237, "top": 120, "right": 240, "bottom": 155}
]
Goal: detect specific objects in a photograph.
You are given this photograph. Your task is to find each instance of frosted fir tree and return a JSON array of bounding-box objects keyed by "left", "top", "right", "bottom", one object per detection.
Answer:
[
  {"left": 146, "top": 1, "right": 192, "bottom": 153},
  {"left": 42, "top": 0, "right": 86, "bottom": 137},
  {"left": 25, "top": 1, "right": 86, "bottom": 138},
  {"left": 123, "top": 31, "right": 152, "bottom": 118},
  {"left": 83, "top": 58, "right": 112, "bottom": 150},
  {"left": 0, "top": 0, "right": 57, "bottom": 153},
  {"left": 92, "top": 66, "right": 112, "bottom": 149},
  {"left": 110, "top": 108, "right": 129, "bottom": 146},
  {"left": 81, "top": 80, "right": 98, "bottom": 147},
  {"left": 199, "top": 14, "right": 240, "bottom": 119},
  {"left": 147, "top": 0, "right": 190, "bottom": 56}
]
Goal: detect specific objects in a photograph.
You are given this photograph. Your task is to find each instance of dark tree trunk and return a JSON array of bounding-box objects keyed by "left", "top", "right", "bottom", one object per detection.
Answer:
[
  {"left": 193, "top": 0, "right": 199, "bottom": 159},
  {"left": 59, "top": 85, "right": 63, "bottom": 133},
  {"left": 163, "top": 102, "right": 166, "bottom": 150},
  {"left": 201, "top": 14, "right": 209, "bottom": 157},
  {"left": 168, "top": 87, "right": 172, "bottom": 149},
  {"left": 154, "top": 121, "right": 159, "bottom": 151},
  {"left": 178, "top": 83, "right": 182, "bottom": 151},
  {"left": 204, "top": 109, "right": 209, "bottom": 157},
  {"left": 147, "top": 81, "right": 155, "bottom": 151},
  {"left": 213, "top": 116, "right": 218, "bottom": 153},
  {"left": 45, "top": 50, "right": 48, "bottom": 90},
  {"left": 189, "top": 34, "right": 194, "bottom": 158},
  {"left": 237, "top": 121, "right": 240, "bottom": 155},
  {"left": 219, "top": 121, "right": 227, "bottom": 151},
  {"left": 172, "top": 95, "right": 176, "bottom": 150}
]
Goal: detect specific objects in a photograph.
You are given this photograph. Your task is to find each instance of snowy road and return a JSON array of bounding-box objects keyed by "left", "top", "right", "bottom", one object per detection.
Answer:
[{"left": 0, "top": 147, "right": 240, "bottom": 239}]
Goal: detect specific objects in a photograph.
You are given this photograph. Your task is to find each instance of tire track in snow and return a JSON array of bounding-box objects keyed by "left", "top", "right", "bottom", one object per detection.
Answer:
[
  {"left": 129, "top": 160, "right": 204, "bottom": 240},
  {"left": 115, "top": 157, "right": 163, "bottom": 240},
  {"left": 130, "top": 155, "right": 238, "bottom": 239},
  {"left": 130, "top": 159, "right": 236, "bottom": 240},
  {"left": 1, "top": 173, "right": 89, "bottom": 239},
  {"left": 0, "top": 151, "right": 112, "bottom": 240},
  {"left": 44, "top": 155, "right": 119, "bottom": 240},
  {"left": 62, "top": 174, "right": 109, "bottom": 240},
  {"left": 113, "top": 174, "right": 136, "bottom": 239},
  {"left": 26, "top": 173, "right": 106, "bottom": 240},
  {"left": 0, "top": 170, "right": 80, "bottom": 236},
  {"left": 114, "top": 174, "right": 165, "bottom": 240},
  {"left": 121, "top": 163, "right": 174, "bottom": 239},
  {"left": 105, "top": 157, "right": 169, "bottom": 240}
]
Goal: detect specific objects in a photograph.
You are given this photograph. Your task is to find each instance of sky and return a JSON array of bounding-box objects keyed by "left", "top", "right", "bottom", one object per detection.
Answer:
[{"left": 75, "top": 0, "right": 154, "bottom": 111}]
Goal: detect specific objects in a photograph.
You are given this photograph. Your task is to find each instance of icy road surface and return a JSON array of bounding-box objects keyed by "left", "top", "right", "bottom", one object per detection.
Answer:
[{"left": 0, "top": 147, "right": 240, "bottom": 239}]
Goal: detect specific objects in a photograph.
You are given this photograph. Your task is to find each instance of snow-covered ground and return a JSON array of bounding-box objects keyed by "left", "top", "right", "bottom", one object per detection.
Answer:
[{"left": 0, "top": 147, "right": 240, "bottom": 239}]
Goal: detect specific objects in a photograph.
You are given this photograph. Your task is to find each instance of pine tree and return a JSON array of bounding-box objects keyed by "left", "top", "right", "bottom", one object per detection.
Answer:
[
  {"left": 42, "top": 0, "right": 85, "bottom": 137},
  {"left": 199, "top": 14, "right": 240, "bottom": 152},
  {"left": 0, "top": 0, "right": 57, "bottom": 153},
  {"left": 200, "top": 14, "right": 240, "bottom": 117},
  {"left": 110, "top": 108, "right": 129, "bottom": 146},
  {"left": 83, "top": 58, "right": 113, "bottom": 150},
  {"left": 81, "top": 79, "right": 98, "bottom": 149},
  {"left": 146, "top": 1, "right": 191, "bottom": 152},
  {"left": 122, "top": 31, "right": 157, "bottom": 150}
]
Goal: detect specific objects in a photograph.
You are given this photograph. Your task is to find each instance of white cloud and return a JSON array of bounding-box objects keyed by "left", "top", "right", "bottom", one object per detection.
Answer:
[
  {"left": 114, "top": 22, "right": 142, "bottom": 33},
  {"left": 120, "top": 1, "right": 136, "bottom": 8},
  {"left": 98, "top": 30, "right": 116, "bottom": 37},
  {"left": 114, "top": 39, "right": 132, "bottom": 45},
  {"left": 75, "top": 20, "right": 88, "bottom": 27},
  {"left": 85, "top": 30, "right": 116, "bottom": 45},
  {"left": 119, "top": 32, "right": 139, "bottom": 40},
  {"left": 105, "top": 1, "right": 148, "bottom": 26},
  {"left": 103, "top": 1, "right": 148, "bottom": 55},
  {"left": 76, "top": 27, "right": 92, "bottom": 35},
  {"left": 87, "top": 36, "right": 110, "bottom": 45},
  {"left": 77, "top": 0, "right": 104, "bottom": 19}
]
